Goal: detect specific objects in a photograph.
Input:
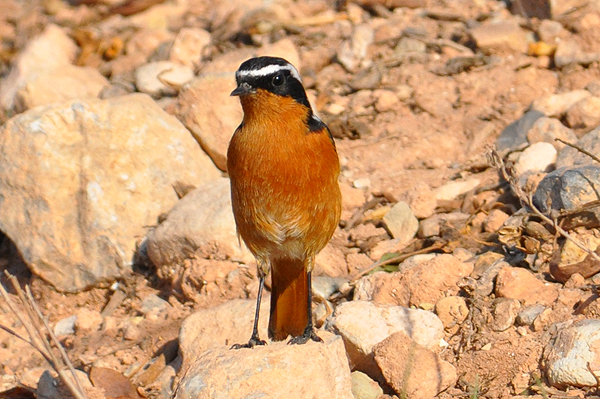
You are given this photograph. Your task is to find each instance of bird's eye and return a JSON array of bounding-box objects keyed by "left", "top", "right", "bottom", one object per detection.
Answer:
[{"left": 271, "top": 74, "right": 285, "bottom": 87}]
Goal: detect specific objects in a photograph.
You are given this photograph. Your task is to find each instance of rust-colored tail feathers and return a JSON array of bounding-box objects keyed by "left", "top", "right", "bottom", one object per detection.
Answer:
[{"left": 268, "top": 257, "right": 308, "bottom": 341}]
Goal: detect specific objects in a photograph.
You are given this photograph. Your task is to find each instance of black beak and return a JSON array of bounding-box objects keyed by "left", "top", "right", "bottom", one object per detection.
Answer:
[{"left": 231, "top": 82, "right": 253, "bottom": 96}]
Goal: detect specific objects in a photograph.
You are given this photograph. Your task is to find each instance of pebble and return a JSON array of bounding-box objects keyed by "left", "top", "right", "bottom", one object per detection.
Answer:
[
  {"left": 554, "top": 40, "right": 600, "bottom": 69},
  {"left": 74, "top": 309, "right": 103, "bottom": 333},
  {"left": 564, "top": 96, "right": 600, "bottom": 130},
  {"left": 495, "top": 265, "right": 558, "bottom": 306},
  {"left": 337, "top": 24, "right": 374, "bottom": 72},
  {"left": 526, "top": 116, "right": 577, "bottom": 151},
  {"left": 516, "top": 304, "right": 546, "bottom": 326},
  {"left": 544, "top": 319, "right": 600, "bottom": 387},
  {"left": 433, "top": 177, "right": 481, "bottom": 201},
  {"left": 37, "top": 369, "right": 96, "bottom": 399},
  {"left": 531, "top": 90, "right": 591, "bottom": 117},
  {"left": 174, "top": 333, "right": 353, "bottom": 399},
  {"left": 533, "top": 165, "right": 600, "bottom": 214},
  {"left": 382, "top": 201, "right": 418, "bottom": 244},
  {"left": 353, "top": 177, "right": 372, "bottom": 189},
  {"left": 483, "top": 209, "right": 510, "bottom": 233},
  {"left": 53, "top": 315, "right": 77, "bottom": 336},
  {"left": 374, "top": 331, "right": 457, "bottom": 399},
  {"left": 169, "top": 27, "right": 211, "bottom": 69},
  {"left": 469, "top": 19, "right": 529, "bottom": 55},
  {"left": 141, "top": 293, "right": 169, "bottom": 314},
  {"left": 351, "top": 371, "right": 383, "bottom": 399},
  {"left": 135, "top": 61, "right": 194, "bottom": 97},
  {"left": 538, "top": 20, "right": 565, "bottom": 43},
  {"left": 555, "top": 125, "right": 600, "bottom": 168},
  {"left": 328, "top": 300, "right": 444, "bottom": 377},
  {"left": 435, "top": 296, "right": 469, "bottom": 333},
  {"left": 495, "top": 109, "right": 544, "bottom": 151},
  {"left": 491, "top": 298, "right": 521, "bottom": 332},
  {"left": 514, "top": 142, "right": 557, "bottom": 175}
]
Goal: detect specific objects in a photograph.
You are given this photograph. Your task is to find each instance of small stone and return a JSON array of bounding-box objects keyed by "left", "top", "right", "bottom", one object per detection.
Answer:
[
  {"left": 169, "top": 27, "right": 211, "bottom": 69},
  {"left": 531, "top": 90, "right": 591, "bottom": 117},
  {"left": 337, "top": 24, "right": 374, "bottom": 72},
  {"left": 382, "top": 201, "right": 418, "bottom": 244},
  {"left": 564, "top": 96, "right": 600, "bottom": 130},
  {"left": 495, "top": 265, "right": 558, "bottom": 306},
  {"left": 434, "top": 177, "right": 481, "bottom": 201},
  {"left": 353, "top": 177, "right": 371, "bottom": 190},
  {"left": 516, "top": 304, "right": 546, "bottom": 326},
  {"left": 469, "top": 19, "right": 529, "bottom": 55},
  {"left": 53, "top": 315, "right": 77, "bottom": 336},
  {"left": 141, "top": 293, "right": 169, "bottom": 314},
  {"left": 315, "top": 244, "right": 348, "bottom": 277},
  {"left": 123, "top": 322, "right": 141, "bottom": 341},
  {"left": 435, "top": 296, "right": 469, "bottom": 333},
  {"left": 544, "top": 319, "right": 600, "bottom": 387},
  {"left": 586, "top": 81, "right": 600, "bottom": 97},
  {"left": 37, "top": 369, "right": 96, "bottom": 399},
  {"left": 526, "top": 116, "right": 577, "bottom": 151},
  {"left": 328, "top": 300, "right": 444, "bottom": 376},
  {"left": 340, "top": 182, "right": 365, "bottom": 210},
  {"left": 491, "top": 298, "right": 521, "bottom": 332},
  {"left": 418, "top": 215, "right": 441, "bottom": 238},
  {"left": 135, "top": 61, "right": 194, "bottom": 97},
  {"left": 483, "top": 209, "right": 510, "bottom": 233},
  {"left": 554, "top": 40, "right": 600, "bottom": 69},
  {"left": 351, "top": 371, "right": 383, "bottom": 399},
  {"left": 556, "top": 126, "right": 600, "bottom": 168},
  {"left": 374, "top": 331, "right": 457, "bottom": 399},
  {"left": 533, "top": 165, "right": 600, "bottom": 214},
  {"left": 538, "top": 20, "right": 565, "bottom": 43},
  {"left": 74, "top": 309, "right": 103, "bottom": 333},
  {"left": 496, "top": 110, "right": 545, "bottom": 151},
  {"left": 374, "top": 90, "right": 399, "bottom": 112},
  {"left": 514, "top": 142, "right": 557, "bottom": 175},
  {"left": 174, "top": 333, "right": 353, "bottom": 399}
]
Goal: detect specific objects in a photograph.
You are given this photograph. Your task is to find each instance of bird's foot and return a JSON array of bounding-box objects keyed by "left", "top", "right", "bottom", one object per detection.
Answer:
[
  {"left": 288, "top": 327, "right": 323, "bottom": 345},
  {"left": 230, "top": 335, "right": 267, "bottom": 349}
]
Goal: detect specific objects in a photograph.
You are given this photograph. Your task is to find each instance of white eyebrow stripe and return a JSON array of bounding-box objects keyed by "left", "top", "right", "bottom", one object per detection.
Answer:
[{"left": 236, "top": 64, "right": 302, "bottom": 83}]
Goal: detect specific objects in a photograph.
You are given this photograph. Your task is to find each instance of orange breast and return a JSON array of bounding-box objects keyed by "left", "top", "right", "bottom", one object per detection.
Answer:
[{"left": 227, "top": 90, "right": 341, "bottom": 264}]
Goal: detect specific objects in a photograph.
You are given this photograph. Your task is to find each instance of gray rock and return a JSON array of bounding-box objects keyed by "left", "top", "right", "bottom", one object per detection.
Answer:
[
  {"left": 53, "top": 315, "right": 77, "bottom": 336},
  {"left": 491, "top": 298, "right": 521, "bottom": 332},
  {"left": 554, "top": 40, "right": 600, "bottom": 69},
  {"left": 533, "top": 165, "right": 600, "bottom": 216},
  {"left": 544, "top": 319, "right": 600, "bottom": 387},
  {"left": 135, "top": 61, "right": 194, "bottom": 97},
  {"left": 495, "top": 110, "right": 544, "bottom": 151},
  {"left": 141, "top": 293, "right": 169, "bottom": 314},
  {"left": 556, "top": 125, "right": 600, "bottom": 168},
  {"left": 526, "top": 116, "right": 577, "bottom": 151},
  {"left": 516, "top": 304, "right": 546, "bottom": 326}
]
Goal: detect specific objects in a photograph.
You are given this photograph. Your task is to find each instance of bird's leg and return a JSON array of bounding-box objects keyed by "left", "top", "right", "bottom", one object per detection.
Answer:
[
  {"left": 231, "top": 269, "right": 267, "bottom": 349},
  {"left": 288, "top": 270, "right": 323, "bottom": 345}
]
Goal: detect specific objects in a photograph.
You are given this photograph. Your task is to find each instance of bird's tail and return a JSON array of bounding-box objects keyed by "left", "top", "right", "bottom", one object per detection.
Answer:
[{"left": 268, "top": 256, "right": 308, "bottom": 341}]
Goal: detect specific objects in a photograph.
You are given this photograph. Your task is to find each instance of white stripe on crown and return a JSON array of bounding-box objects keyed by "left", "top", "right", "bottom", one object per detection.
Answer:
[{"left": 236, "top": 63, "right": 302, "bottom": 83}]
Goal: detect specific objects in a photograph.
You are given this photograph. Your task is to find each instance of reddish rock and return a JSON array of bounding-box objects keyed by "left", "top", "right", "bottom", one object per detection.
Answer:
[
  {"left": 373, "top": 332, "right": 457, "bottom": 399},
  {"left": 495, "top": 265, "right": 559, "bottom": 306}
]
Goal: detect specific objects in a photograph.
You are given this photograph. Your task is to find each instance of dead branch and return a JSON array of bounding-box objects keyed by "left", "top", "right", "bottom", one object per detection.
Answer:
[
  {"left": 487, "top": 148, "right": 600, "bottom": 263},
  {"left": 0, "top": 272, "right": 88, "bottom": 399}
]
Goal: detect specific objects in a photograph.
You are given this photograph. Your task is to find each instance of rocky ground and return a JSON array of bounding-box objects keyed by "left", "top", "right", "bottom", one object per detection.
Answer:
[{"left": 2, "top": 0, "right": 600, "bottom": 398}]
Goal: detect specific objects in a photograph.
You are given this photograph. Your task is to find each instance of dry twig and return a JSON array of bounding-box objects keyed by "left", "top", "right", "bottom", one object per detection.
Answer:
[
  {"left": 0, "top": 272, "right": 88, "bottom": 399},
  {"left": 487, "top": 148, "right": 600, "bottom": 263}
]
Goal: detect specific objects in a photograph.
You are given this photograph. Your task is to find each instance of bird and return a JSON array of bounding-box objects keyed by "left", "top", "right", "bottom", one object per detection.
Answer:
[{"left": 227, "top": 56, "right": 341, "bottom": 347}]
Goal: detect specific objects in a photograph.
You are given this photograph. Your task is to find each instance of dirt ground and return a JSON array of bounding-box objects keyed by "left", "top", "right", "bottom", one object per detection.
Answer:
[{"left": 2, "top": 0, "right": 600, "bottom": 398}]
